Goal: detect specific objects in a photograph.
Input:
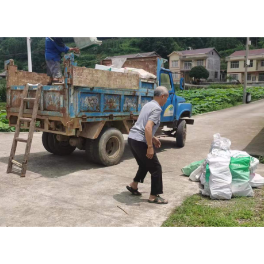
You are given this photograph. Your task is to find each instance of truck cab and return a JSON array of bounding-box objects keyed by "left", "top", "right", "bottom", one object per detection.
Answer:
[{"left": 156, "top": 58, "right": 193, "bottom": 147}]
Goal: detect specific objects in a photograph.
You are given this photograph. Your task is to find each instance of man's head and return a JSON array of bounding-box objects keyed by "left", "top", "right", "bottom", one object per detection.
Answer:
[{"left": 154, "top": 86, "right": 169, "bottom": 106}]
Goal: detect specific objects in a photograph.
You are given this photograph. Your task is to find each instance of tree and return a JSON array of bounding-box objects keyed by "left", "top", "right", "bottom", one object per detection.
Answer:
[
  {"left": 31, "top": 38, "right": 46, "bottom": 73},
  {"left": 137, "top": 38, "right": 180, "bottom": 58},
  {"left": 189, "top": 66, "right": 209, "bottom": 82},
  {"left": 207, "top": 37, "right": 243, "bottom": 52},
  {"left": 173, "top": 37, "right": 210, "bottom": 50},
  {"left": 258, "top": 38, "right": 264, "bottom": 48}
]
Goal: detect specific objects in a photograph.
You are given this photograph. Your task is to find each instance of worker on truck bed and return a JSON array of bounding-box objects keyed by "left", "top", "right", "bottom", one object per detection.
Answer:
[
  {"left": 45, "top": 37, "right": 79, "bottom": 83},
  {"left": 126, "top": 86, "right": 169, "bottom": 204}
]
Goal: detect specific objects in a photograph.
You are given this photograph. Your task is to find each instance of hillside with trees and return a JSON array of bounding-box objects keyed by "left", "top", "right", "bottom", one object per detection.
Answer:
[{"left": 1, "top": 37, "right": 264, "bottom": 73}]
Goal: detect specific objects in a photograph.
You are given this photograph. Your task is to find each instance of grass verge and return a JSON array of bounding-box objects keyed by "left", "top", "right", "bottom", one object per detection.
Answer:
[{"left": 162, "top": 188, "right": 264, "bottom": 227}]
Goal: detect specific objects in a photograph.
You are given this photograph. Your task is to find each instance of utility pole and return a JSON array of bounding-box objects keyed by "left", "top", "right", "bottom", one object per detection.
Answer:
[
  {"left": 243, "top": 37, "right": 250, "bottom": 104},
  {"left": 27, "top": 37, "right": 32, "bottom": 72}
]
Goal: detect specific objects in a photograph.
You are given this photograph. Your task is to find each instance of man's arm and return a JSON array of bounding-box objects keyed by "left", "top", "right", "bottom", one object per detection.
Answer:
[
  {"left": 145, "top": 120, "right": 154, "bottom": 159},
  {"left": 53, "top": 41, "right": 79, "bottom": 54}
]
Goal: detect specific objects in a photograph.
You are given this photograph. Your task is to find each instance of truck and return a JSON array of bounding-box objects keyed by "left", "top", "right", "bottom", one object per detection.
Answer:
[{"left": 5, "top": 53, "right": 193, "bottom": 166}]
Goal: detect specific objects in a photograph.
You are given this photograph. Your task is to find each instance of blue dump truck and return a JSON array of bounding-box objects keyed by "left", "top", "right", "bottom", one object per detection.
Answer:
[{"left": 5, "top": 54, "right": 193, "bottom": 166}]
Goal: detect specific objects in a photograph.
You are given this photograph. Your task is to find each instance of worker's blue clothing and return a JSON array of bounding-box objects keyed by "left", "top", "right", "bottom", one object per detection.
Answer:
[
  {"left": 180, "top": 77, "right": 184, "bottom": 90},
  {"left": 45, "top": 37, "right": 70, "bottom": 61}
]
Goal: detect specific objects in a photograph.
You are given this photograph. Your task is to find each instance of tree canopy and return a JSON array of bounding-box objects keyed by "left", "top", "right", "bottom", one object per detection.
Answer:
[{"left": 189, "top": 66, "right": 209, "bottom": 80}]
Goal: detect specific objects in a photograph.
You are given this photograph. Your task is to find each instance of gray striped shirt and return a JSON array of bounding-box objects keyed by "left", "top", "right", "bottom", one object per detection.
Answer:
[{"left": 128, "top": 100, "right": 162, "bottom": 143}]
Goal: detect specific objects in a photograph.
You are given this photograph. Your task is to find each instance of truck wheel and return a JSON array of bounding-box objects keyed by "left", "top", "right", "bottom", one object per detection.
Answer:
[
  {"left": 176, "top": 120, "right": 187, "bottom": 148},
  {"left": 48, "top": 133, "right": 76, "bottom": 155},
  {"left": 42, "top": 132, "right": 54, "bottom": 153},
  {"left": 86, "top": 128, "right": 125, "bottom": 166}
]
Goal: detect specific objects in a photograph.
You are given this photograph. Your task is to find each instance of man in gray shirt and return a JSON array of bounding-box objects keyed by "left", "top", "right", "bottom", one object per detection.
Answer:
[{"left": 126, "top": 86, "right": 169, "bottom": 204}]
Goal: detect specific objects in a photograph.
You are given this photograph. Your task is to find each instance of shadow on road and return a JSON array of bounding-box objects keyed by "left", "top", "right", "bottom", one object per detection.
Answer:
[
  {"left": 113, "top": 191, "right": 149, "bottom": 206},
  {"left": 243, "top": 128, "right": 264, "bottom": 156},
  {"left": 0, "top": 138, "right": 177, "bottom": 178}
]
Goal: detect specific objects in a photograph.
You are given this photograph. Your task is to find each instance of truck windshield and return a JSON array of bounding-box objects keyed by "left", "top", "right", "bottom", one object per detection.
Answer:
[{"left": 160, "top": 73, "right": 172, "bottom": 91}]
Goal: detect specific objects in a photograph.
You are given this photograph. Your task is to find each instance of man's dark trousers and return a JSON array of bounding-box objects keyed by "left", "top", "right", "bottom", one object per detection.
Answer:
[{"left": 128, "top": 138, "right": 163, "bottom": 195}]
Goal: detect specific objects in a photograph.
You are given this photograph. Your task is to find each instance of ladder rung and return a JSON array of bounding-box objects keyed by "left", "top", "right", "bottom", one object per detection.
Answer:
[
  {"left": 23, "top": 98, "right": 36, "bottom": 102},
  {"left": 11, "top": 160, "right": 22, "bottom": 168},
  {"left": 20, "top": 117, "right": 32, "bottom": 122},
  {"left": 16, "top": 137, "right": 28, "bottom": 143}
]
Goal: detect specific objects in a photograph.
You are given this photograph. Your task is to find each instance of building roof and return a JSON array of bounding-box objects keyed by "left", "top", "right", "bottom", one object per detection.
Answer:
[
  {"left": 0, "top": 71, "right": 6, "bottom": 78},
  {"left": 229, "top": 48, "right": 264, "bottom": 57},
  {"left": 168, "top": 48, "right": 220, "bottom": 57},
  {"left": 104, "top": 51, "right": 160, "bottom": 60}
]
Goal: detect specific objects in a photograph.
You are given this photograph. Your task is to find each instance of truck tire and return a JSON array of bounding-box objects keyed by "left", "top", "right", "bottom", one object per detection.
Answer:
[
  {"left": 48, "top": 133, "right": 76, "bottom": 155},
  {"left": 42, "top": 132, "right": 54, "bottom": 153},
  {"left": 85, "top": 128, "right": 125, "bottom": 166},
  {"left": 176, "top": 120, "right": 187, "bottom": 148}
]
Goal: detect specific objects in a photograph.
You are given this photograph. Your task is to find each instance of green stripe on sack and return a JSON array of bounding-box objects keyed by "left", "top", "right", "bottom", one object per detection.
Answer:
[
  {"left": 181, "top": 159, "right": 205, "bottom": 176},
  {"left": 205, "top": 164, "right": 210, "bottom": 182},
  {"left": 229, "top": 156, "right": 251, "bottom": 182}
]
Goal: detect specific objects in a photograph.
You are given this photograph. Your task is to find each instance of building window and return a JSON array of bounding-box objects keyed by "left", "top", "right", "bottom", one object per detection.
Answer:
[
  {"left": 261, "top": 61, "right": 264, "bottom": 67},
  {"left": 252, "top": 76, "right": 256, "bottom": 82},
  {"left": 247, "top": 74, "right": 251, "bottom": 81},
  {"left": 172, "top": 73, "right": 180, "bottom": 80},
  {"left": 215, "top": 72, "right": 218, "bottom": 78},
  {"left": 171, "top": 60, "right": 178, "bottom": 67},
  {"left": 259, "top": 73, "right": 264, "bottom": 81},
  {"left": 244, "top": 60, "right": 253, "bottom": 67},
  {"left": 184, "top": 61, "right": 192, "bottom": 70},
  {"left": 230, "top": 74, "right": 238, "bottom": 80},
  {"left": 231, "top": 61, "right": 239, "bottom": 68},
  {"left": 197, "top": 60, "right": 203, "bottom": 66}
]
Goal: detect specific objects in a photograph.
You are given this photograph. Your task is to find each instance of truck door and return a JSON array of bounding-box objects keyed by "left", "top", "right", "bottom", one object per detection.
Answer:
[{"left": 159, "top": 71, "right": 176, "bottom": 123}]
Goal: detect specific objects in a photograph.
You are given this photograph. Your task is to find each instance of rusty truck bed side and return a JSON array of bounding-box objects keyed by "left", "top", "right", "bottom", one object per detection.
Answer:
[{"left": 5, "top": 54, "right": 156, "bottom": 136}]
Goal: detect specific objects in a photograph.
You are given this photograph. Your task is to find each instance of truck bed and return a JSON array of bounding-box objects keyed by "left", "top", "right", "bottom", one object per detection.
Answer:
[{"left": 5, "top": 54, "right": 156, "bottom": 135}]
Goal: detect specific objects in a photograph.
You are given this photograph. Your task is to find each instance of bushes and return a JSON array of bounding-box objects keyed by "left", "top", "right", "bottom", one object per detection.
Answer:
[
  {"left": 0, "top": 81, "right": 6, "bottom": 102},
  {"left": 0, "top": 110, "right": 15, "bottom": 132},
  {"left": 0, "top": 84, "right": 6, "bottom": 102},
  {"left": 174, "top": 83, "right": 180, "bottom": 91},
  {"left": 208, "top": 84, "right": 243, "bottom": 89},
  {"left": 181, "top": 87, "right": 264, "bottom": 115}
]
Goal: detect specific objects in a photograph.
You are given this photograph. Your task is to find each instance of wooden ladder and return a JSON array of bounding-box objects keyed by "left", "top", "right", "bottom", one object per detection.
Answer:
[{"left": 7, "top": 83, "right": 42, "bottom": 177}]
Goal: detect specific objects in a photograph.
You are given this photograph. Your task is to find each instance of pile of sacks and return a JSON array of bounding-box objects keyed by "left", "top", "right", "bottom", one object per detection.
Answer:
[
  {"left": 182, "top": 133, "right": 264, "bottom": 200},
  {"left": 95, "top": 64, "right": 157, "bottom": 80}
]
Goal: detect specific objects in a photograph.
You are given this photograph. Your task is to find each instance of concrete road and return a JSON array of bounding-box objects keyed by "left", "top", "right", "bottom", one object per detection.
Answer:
[{"left": 1, "top": 100, "right": 264, "bottom": 226}]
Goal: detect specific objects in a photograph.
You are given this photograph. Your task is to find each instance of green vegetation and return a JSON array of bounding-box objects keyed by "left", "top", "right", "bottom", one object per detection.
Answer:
[
  {"left": 207, "top": 84, "right": 243, "bottom": 89},
  {"left": 180, "top": 87, "right": 264, "bottom": 115},
  {"left": 0, "top": 106, "right": 14, "bottom": 132},
  {"left": 0, "top": 79, "right": 6, "bottom": 102},
  {"left": 0, "top": 102, "right": 6, "bottom": 111},
  {"left": 162, "top": 189, "right": 264, "bottom": 227}
]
